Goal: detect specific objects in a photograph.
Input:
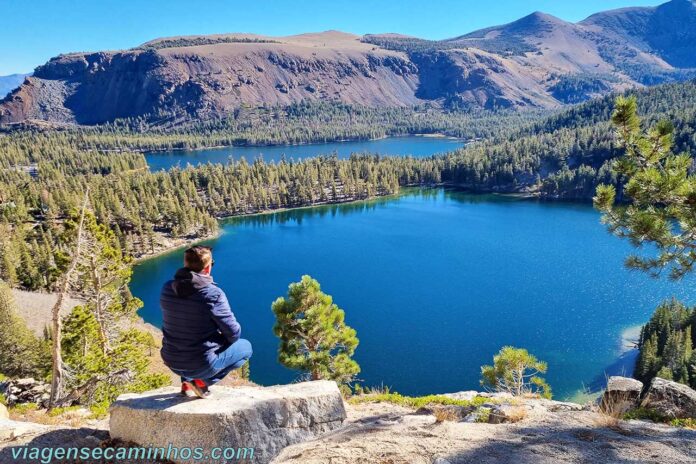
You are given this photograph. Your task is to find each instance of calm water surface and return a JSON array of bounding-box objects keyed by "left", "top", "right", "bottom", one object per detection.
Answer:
[
  {"left": 130, "top": 189, "right": 693, "bottom": 399},
  {"left": 145, "top": 136, "right": 465, "bottom": 171}
]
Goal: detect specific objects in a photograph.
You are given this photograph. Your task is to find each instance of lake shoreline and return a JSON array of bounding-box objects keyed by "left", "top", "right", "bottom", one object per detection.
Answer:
[
  {"left": 133, "top": 185, "right": 594, "bottom": 265},
  {"left": 133, "top": 230, "right": 222, "bottom": 264},
  {"left": 133, "top": 190, "right": 409, "bottom": 265},
  {"left": 138, "top": 132, "right": 466, "bottom": 155}
]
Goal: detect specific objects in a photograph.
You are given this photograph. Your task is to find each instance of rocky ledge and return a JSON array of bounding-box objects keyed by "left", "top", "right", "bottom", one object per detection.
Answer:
[
  {"left": 276, "top": 396, "right": 696, "bottom": 463},
  {"left": 110, "top": 380, "right": 346, "bottom": 464},
  {"left": 2, "top": 379, "right": 696, "bottom": 463}
]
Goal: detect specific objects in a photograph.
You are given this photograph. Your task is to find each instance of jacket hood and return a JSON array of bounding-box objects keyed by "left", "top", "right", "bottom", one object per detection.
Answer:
[{"left": 171, "top": 267, "right": 213, "bottom": 297}]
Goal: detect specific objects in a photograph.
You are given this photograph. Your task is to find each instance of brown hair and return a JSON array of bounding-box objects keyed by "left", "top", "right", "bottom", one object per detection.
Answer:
[{"left": 184, "top": 246, "right": 213, "bottom": 272}]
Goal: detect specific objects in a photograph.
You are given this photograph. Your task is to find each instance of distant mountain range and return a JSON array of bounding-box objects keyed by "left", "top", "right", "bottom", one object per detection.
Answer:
[
  {"left": 2, "top": 0, "right": 696, "bottom": 125},
  {"left": 0, "top": 73, "right": 29, "bottom": 99}
]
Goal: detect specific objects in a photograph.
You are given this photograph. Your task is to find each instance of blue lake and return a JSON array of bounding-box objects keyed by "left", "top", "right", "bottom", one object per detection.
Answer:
[
  {"left": 144, "top": 135, "right": 465, "bottom": 171},
  {"left": 130, "top": 189, "right": 694, "bottom": 400}
]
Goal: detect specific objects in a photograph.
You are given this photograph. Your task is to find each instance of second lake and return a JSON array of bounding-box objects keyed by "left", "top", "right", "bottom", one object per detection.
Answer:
[{"left": 145, "top": 135, "right": 466, "bottom": 171}]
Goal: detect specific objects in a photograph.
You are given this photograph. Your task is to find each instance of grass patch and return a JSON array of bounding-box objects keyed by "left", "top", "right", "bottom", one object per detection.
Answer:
[
  {"left": 670, "top": 418, "right": 696, "bottom": 429},
  {"left": 348, "top": 392, "right": 492, "bottom": 409},
  {"left": 10, "top": 403, "right": 38, "bottom": 414},
  {"left": 89, "top": 401, "right": 111, "bottom": 419},
  {"left": 623, "top": 407, "right": 696, "bottom": 430},
  {"left": 46, "top": 405, "right": 82, "bottom": 417},
  {"left": 500, "top": 405, "right": 528, "bottom": 423},
  {"left": 623, "top": 407, "right": 668, "bottom": 422},
  {"left": 433, "top": 407, "right": 461, "bottom": 423},
  {"left": 475, "top": 407, "right": 491, "bottom": 423}
]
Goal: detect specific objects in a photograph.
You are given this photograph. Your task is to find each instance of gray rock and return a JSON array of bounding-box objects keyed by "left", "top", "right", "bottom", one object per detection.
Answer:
[
  {"left": 479, "top": 391, "right": 515, "bottom": 400},
  {"left": 440, "top": 391, "right": 479, "bottom": 401},
  {"left": 14, "top": 378, "right": 36, "bottom": 387},
  {"left": 607, "top": 376, "right": 644, "bottom": 393},
  {"left": 110, "top": 380, "right": 346, "bottom": 464},
  {"left": 541, "top": 400, "right": 584, "bottom": 412},
  {"left": 641, "top": 377, "right": 696, "bottom": 419},
  {"left": 0, "top": 404, "right": 7, "bottom": 420},
  {"left": 0, "top": 418, "right": 51, "bottom": 443},
  {"left": 0, "top": 378, "right": 53, "bottom": 407},
  {"left": 601, "top": 376, "right": 643, "bottom": 414}
]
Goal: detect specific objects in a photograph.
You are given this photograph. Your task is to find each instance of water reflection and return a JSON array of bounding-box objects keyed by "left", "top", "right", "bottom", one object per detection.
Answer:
[{"left": 223, "top": 192, "right": 410, "bottom": 228}]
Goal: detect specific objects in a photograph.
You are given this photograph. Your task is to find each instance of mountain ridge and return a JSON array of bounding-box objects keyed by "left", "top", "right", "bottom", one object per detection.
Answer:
[{"left": 2, "top": 0, "right": 695, "bottom": 125}]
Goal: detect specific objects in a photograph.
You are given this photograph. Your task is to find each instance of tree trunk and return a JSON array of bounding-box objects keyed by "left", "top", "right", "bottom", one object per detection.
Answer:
[
  {"left": 90, "top": 258, "right": 111, "bottom": 356},
  {"left": 53, "top": 368, "right": 129, "bottom": 408},
  {"left": 49, "top": 190, "right": 89, "bottom": 410}
]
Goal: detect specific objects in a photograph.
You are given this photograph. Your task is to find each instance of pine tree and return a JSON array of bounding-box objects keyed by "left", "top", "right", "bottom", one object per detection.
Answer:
[
  {"left": 634, "top": 299, "right": 696, "bottom": 386},
  {"left": 683, "top": 326, "right": 693, "bottom": 383},
  {"left": 594, "top": 95, "right": 696, "bottom": 280},
  {"left": 0, "top": 237, "right": 18, "bottom": 286},
  {"left": 636, "top": 333, "right": 660, "bottom": 382},
  {"left": 52, "top": 206, "right": 169, "bottom": 407},
  {"left": 272, "top": 275, "right": 360, "bottom": 384},
  {"left": 656, "top": 366, "right": 674, "bottom": 381},
  {"left": 663, "top": 330, "right": 687, "bottom": 380},
  {"left": 61, "top": 306, "right": 169, "bottom": 406},
  {"left": 0, "top": 281, "right": 50, "bottom": 378},
  {"left": 480, "top": 346, "right": 552, "bottom": 399},
  {"left": 689, "top": 349, "right": 696, "bottom": 389},
  {"left": 594, "top": 96, "right": 696, "bottom": 385}
]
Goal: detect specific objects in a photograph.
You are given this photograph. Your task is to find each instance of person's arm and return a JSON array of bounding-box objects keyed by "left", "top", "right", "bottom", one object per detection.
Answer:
[{"left": 207, "top": 289, "right": 241, "bottom": 344}]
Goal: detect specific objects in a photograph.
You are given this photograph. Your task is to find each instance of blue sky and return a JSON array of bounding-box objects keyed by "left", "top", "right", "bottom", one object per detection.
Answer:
[{"left": 1, "top": 0, "right": 664, "bottom": 75}]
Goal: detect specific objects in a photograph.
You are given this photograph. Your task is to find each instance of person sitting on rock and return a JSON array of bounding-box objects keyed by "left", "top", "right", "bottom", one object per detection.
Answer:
[{"left": 159, "top": 245, "right": 252, "bottom": 398}]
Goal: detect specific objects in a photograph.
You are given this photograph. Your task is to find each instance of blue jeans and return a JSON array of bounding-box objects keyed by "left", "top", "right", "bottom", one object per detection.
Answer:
[{"left": 171, "top": 339, "right": 253, "bottom": 385}]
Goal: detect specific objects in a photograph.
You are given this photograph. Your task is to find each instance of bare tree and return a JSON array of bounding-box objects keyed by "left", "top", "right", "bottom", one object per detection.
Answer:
[{"left": 49, "top": 189, "right": 90, "bottom": 409}]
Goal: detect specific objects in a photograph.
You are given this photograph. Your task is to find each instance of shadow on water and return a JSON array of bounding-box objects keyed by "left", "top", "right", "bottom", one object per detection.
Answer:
[
  {"left": 585, "top": 349, "right": 639, "bottom": 393},
  {"left": 224, "top": 187, "right": 591, "bottom": 230},
  {"left": 583, "top": 324, "right": 641, "bottom": 396},
  {"left": 222, "top": 190, "right": 417, "bottom": 228}
]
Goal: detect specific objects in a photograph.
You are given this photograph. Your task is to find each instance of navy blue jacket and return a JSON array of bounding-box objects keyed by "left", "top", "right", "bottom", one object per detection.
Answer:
[{"left": 160, "top": 268, "right": 241, "bottom": 371}]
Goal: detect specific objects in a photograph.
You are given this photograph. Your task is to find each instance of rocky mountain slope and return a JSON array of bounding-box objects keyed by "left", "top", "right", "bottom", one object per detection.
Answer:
[{"left": 2, "top": 0, "right": 696, "bottom": 125}]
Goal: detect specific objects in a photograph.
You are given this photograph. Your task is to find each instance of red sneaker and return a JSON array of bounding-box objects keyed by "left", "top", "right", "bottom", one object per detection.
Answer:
[
  {"left": 190, "top": 379, "right": 211, "bottom": 399},
  {"left": 180, "top": 381, "right": 193, "bottom": 397}
]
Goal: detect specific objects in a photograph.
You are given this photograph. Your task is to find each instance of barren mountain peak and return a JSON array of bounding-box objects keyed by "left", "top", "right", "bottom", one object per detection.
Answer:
[
  {"left": 141, "top": 32, "right": 274, "bottom": 46},
  {"left": 2, "top": 0, "right": 695, "bottom": 125}
]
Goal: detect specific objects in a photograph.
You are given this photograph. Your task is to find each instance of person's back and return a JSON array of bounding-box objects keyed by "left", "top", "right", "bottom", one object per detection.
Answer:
[
  {"left": 159, "top": 245, "right": 252, "bottom": 398},
  {"left": 160, "top": 267, "right": 237, "bottom": 369}
]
